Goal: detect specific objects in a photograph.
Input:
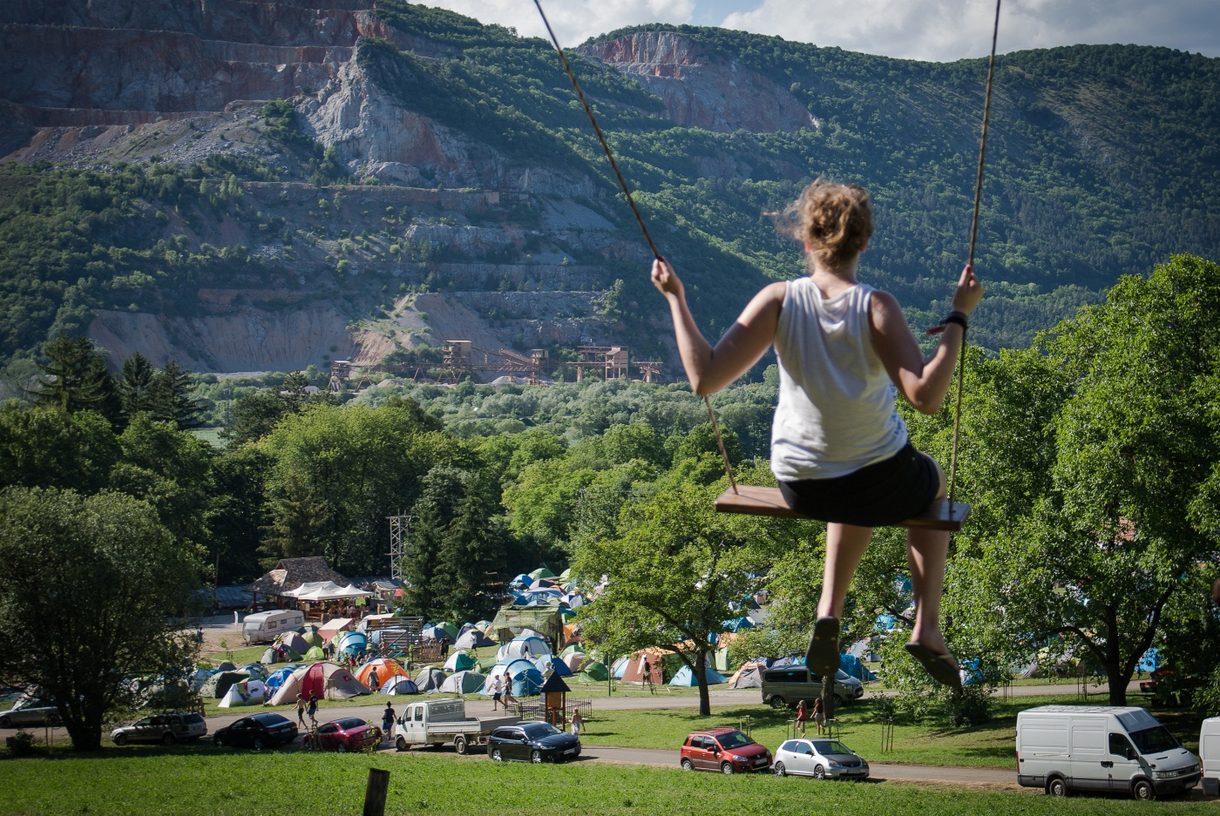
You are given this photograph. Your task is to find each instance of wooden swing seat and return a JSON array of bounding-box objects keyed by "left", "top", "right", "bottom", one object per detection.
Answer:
[{"left": 714, "top": 484, "right": 971, "bottom": 531}]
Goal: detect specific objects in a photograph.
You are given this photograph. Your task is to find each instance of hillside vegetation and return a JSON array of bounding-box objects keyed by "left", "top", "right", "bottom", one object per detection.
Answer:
[{"left": 0, "top": 2, "right": 1217, "bottom": 375}]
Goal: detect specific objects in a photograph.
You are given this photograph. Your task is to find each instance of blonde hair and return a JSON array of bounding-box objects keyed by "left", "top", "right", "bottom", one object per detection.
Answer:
[{"left": 778, "top": 179, "right": 874, "bottom": 270}]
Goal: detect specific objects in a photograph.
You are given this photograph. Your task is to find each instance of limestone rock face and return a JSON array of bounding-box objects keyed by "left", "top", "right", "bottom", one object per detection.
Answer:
[{"left": 580, "top": 31, "right": 818, "bottom": 134}]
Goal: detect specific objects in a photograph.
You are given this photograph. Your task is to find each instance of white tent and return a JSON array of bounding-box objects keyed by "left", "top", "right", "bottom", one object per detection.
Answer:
[
  {"left": 284, "top": 581, "right": 373, "bottom": 601},
  {"left": 218, "top": 679, "right": 267, "bottom": 708}
]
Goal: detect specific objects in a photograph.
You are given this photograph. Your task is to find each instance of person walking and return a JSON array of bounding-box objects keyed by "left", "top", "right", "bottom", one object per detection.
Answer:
[
  {"left": 306, "top": 691, "right": 318, "bottom": 728},
  {"left": 502, "top": 672, "right": 515, "bottom": 707},
  {"left": 295, "top": 693, "right": 307, "bottom": 727},
  {"left": 642, "top": 657, "right": 655, "bottom": 694},
  {"left": 381, "top": 703, "right": 396, "bottom": 742},
  {"left": 490, "top": 674, "right": 504, "bottom": 711},
  {"left": 812, "top": 698, "right": 826, "bottom": 735},
  {"left": 570, "top": 708, "right": 584, "bottom": 737},
  {"left": 795, "top": 699, "right": 808, "bottom": 737}
]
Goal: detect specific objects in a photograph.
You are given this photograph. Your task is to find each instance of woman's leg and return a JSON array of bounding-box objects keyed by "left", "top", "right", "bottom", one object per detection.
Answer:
[
  {"left": 907, "top": 455, "right": 950, "bottom": 653},
  {"left": 817, "top": 523, "right": 873, "bottom": 620}
]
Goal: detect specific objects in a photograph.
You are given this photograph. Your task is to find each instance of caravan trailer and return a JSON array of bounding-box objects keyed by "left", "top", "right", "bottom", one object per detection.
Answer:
[{"left": 241, "top": 609, "right": 304, "bottom": 645}]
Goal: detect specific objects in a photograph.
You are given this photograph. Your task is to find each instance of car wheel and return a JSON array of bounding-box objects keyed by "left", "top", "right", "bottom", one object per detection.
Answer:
[
  {"left": 395, "top": 736, "right": 407, "bottom": 752},
  {"left": 769, "top": 695, "right": 788, "bottom": 710},
  {"left": 337, "top": 743, "right": 348, "bottom": 754},
  {"left": 531, "top": 750, "right": 543, "bottom": 764},
  {"left": 253, "top": 737, "right": 265, "bottom": 752},
  {"left": 113, "top": 733, "right": 128, "bottom": 746},
  {"left": 0, "top": 716, "right": 9, "bottom": 728},
  {"left": 454, "top": 736, "right": 468, "bottom": 755},
  {"left": 491, "top": 747, "right": 503, "bottom": 762},
  {"left": 721, "top": 761, "right": 735, "bottom": 775},
  {"left": 813, "top": 764, "right": 826, "bottom": 780},
  {"left": 773, "top": 761, "right": 787, "bottom": 777},
  {"left": 162, "top": 733, "right": 175, "bottom": 746},
  {"left": 1132, "top": 780, "right": 1155, "bottom": 801},
  {"left": 1046, "top": 777, "right": 1068, "bottom": 797},
  {"left": 681, "top": 758, "right": 694, "bottom": 771}
]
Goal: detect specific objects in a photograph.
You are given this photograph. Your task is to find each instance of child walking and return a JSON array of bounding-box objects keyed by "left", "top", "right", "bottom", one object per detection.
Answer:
[{"left": 652, "top": 179, "right": 981, "bottom": 687}]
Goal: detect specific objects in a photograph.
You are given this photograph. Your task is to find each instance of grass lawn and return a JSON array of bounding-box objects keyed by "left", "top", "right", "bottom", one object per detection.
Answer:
[{"left": 0, "top": 748, "right": 1207, "bottom": 816}]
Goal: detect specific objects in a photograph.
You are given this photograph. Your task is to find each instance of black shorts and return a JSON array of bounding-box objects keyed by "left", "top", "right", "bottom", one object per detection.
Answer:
[{"left": 779, "top": 442, "right": 940, "bottom": 527}]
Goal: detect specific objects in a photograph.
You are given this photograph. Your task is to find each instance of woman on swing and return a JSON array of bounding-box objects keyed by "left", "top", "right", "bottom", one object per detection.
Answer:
[{"left": 652, "top": 179, "right": 982, "bottom": 687}]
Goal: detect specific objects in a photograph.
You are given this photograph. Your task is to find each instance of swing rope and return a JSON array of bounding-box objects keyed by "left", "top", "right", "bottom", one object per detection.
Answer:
[{"left": 535, "top": 0, "right": 1001, "bottom": 526}]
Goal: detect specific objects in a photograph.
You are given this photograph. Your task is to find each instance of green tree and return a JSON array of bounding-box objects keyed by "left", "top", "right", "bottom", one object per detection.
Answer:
[
  {"left": 31, "top": 335, "right": 114, "bottom": 417},
  {"left": 948, "top": 255, "right": 1220, "bottom": 705},
  {"left": 0, "top": 404, "right": 119, "bottom": 492},
  {"left": 117, "top": 352, "right": 158, "bottom": 419},
  {"left": 0, "top": 486, "right": 200, "bottom": 751},
  {"left": 222, "top": 390, "right": 291, "bottom": 446},
  {"left": 575, "top": 478, "right": 765, "bottom": 715},
  {"left": 150, "top": 358, "right": 206, "bottom": 430}
]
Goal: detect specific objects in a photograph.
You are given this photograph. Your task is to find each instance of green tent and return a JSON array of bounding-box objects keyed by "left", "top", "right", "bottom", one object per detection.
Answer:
[
  {"left": 303, "top": 646, "right": 325, "bottom": 661},
  {"left": 435, "top": 621, "right": 459, "bottom": 641},
  {"left": 557, "top": 568, "right": 572, "bottom": 582},
  {"left": 529, "top": 567, "right": 555, "bottom": 580},
  {"left": 581, "top": 661, "right": 608, "bottom": 682}
]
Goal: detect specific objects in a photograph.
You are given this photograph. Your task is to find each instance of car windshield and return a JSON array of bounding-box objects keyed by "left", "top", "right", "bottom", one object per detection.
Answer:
[
  {"left": 337, "top": 718, "right": 365, "bottom": 730},
  {"left": 1129, "top": 726, "right": 1180, "bottom": 754},
  {"left": 522, "top": 723, "right": 562, "bottom": 739},
  {"left": 715, "top": 731, "right": 754, "bottom": 750},
  {"left": 813, "top": 740, "right": 853, "bottom": 755}
]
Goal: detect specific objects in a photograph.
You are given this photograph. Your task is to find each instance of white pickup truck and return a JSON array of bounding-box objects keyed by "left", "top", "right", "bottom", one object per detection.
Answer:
[{"left": 393, "top": 698, "right": 519, "bottom": 754}]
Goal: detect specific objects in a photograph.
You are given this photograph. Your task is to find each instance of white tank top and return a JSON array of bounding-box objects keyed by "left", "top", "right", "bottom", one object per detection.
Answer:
[{"left": 770, "top": 277, "right": 908, "bottom": 480}]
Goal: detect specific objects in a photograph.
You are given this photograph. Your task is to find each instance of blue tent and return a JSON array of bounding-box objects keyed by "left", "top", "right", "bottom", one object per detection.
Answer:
[
  {"left": 537, "top": 654, "right": 573, "bottom": 677},
  {"left": 1137, "top": 648, "right": 1160, "bottom": 673},
  {"left": 380, "top": 677, "right": 419, "bottom": 695},
  {"left": 721, "top": 616, "right": 755, "bottom": 633},
  {"left": 265, "top": 666, "right": 298, "bottom": 690},
  {"left": 669, "top": 665, "right": 727, "bottom": 686},
  {"left": 838, "top": 654, "right": 876, "bottom": 681},
  {"left": 510, "top": 666, "right": 544, "bottom": 697},
  {"left": 334, "top": 630, "right": 367, "bottom": 657}
]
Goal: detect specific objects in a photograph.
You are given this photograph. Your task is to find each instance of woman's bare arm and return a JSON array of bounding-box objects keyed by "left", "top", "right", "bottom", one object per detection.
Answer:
[
  {"left": 652, "top": 258, "right": 785, "bottom": 395},
  {"left": 870, "top": 264, "right": 982, "bottom": 414}
]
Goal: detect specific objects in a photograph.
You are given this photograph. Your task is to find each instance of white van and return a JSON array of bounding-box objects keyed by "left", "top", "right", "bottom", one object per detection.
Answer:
[
  {"left": 241, "top": 609, "right": 304, "bottom": 645},
  {"left": 1016, "top": 705, "right": 1200, "bottom": 800},
  {"left": 1201, "top": 717, "right": 1220, "bottom": 796}
]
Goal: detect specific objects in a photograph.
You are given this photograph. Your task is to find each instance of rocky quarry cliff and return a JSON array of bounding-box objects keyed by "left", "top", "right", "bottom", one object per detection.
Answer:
[{"left": 2, "top": 1, "right": 803, "bottom": 379}]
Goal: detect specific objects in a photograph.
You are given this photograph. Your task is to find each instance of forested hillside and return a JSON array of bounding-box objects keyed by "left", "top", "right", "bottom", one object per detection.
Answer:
[{"left": 0, "top": 1, "right": 1217, "bottom": 380}]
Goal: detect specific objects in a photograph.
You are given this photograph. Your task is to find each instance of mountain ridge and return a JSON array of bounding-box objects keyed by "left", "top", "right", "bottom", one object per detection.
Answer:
[{"left": 0, "top": 1, "right": 1216, "bottom": 383}]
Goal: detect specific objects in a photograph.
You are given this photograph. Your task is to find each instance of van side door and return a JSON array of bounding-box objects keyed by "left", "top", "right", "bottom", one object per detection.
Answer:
[
  {"left": 1107, "top": 732, "right": 1142, "bottom": 793},
  {"left": 1068, "top": 717, "right": 1108, "bottom": 792}
]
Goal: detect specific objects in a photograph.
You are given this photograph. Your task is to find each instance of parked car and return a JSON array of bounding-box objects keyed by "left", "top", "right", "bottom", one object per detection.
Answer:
[
  {"left": 0, "top": 697, "right": 61, "bottom": 729},
  {"left": 487, "top": 722, "right": 580, "bottom": 763},
  {"left": 111, "top": 712, "right": 207, "bottom": 745},
  {"left": 761, "top": 666, "right": 864, "bottom": 709},
  {"left": 772, "top": 737, "right": 870, "bottom": 780},
  {"left": 212, "top": 713, "right": 298, "bottom": 750},
  {"left": 680, "top": 727, "right": 771, "bottom": 774},
  {"left": 305, "top": 717, "right": 382, "bottom": 753}
]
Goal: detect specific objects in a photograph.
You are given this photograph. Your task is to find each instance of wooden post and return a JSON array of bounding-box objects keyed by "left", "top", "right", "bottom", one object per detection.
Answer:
[{"left": 363, "top": 768, "right": 390, "bottom": 816}]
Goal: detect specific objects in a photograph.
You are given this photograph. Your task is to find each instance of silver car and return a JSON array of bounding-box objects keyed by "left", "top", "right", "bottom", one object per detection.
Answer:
[
  {"left": 0, "top": 698, "right": 61, "bottom": 728},
  {"left": 111, "top": 712, "right": 207, "bottom": 745},
  {"left": 772, "top": 737, "right": 870, "bottom": 780}
]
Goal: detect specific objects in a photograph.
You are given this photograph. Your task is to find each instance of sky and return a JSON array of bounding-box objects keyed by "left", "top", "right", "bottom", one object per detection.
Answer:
[{"left": 416, "top": 0, "right": 1220, "bottom": 62}]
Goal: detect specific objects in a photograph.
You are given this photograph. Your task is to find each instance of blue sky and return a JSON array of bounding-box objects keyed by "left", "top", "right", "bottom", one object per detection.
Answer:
[{"left": 417, "top": 0, "right": 1219, "bottom": 62}]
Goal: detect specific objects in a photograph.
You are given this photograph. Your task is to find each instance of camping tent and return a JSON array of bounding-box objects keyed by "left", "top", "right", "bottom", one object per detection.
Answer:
[
  {"left": 497, "top": 635, "right": 550, "bottom": 662},
  {"left": 454, "top": 629, "right": 495, "bottom": 650},
  {"left": 218, "top": 679, "right": 267, "bottom": 707},
  {"left": 669, "top": 665, "right": 727, "bottom": 686},
  {"left": 414, "top": 667, "right": 447, "bottom": 693},
  {"left": 533, "top": 654, "right": 573, "bottom": 677},
  {"left": 439, "top": 670, "right": 486, "bottom": 694},
  {"left": 581, "top": 661, "right": 608, "bottom": 682},
  {"left": 443, "top": 651, "right": 478, "bottom": 673},
  {"left": 380, "top": 677, "right": 419, "bottom": 695},
  {"left": 355, "top": 658, "right": 409, "bottom": 689},
  {"left": 334, "top": 630, "right": 367, "bottom": 658},
  {"left": 509, "top": 666, "right": 544, "bottom": 697},
  {"left": 421, "top": 625, "right": 452, "bottom": 643},
  {"left": 318, "top": 618, "right": 355, "bottom": 644},
  {"left": 562, "top": 652, "right": 592, "bottom": 673},
  {"left": 619, "top": 650, "right": 667, "bottom": 685},
  {"left": 267, "top": 662, "right": 370, "bottom": 705},
  {"left": 433, "top": 622, "right": 460, "bottom": 641},
  {"left": 265, "top": 666, "right": 298, "bottom": 690},
  {"left": 201, "top": 670, "right": 250, "bottom": 699},
  {"left": 275, "top": 631, "right": 310, "bottom": 655},
  {"left": 728, "top": 661, "right": 766, "bottom": 689},
  {"left": 528, "top": 567, "right": 555, "bottom": 580}
]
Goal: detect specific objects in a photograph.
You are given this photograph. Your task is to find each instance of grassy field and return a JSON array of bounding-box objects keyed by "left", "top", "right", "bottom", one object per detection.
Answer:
[{"left": 0, "top": 748, "right": 1207, "bottom": 816}]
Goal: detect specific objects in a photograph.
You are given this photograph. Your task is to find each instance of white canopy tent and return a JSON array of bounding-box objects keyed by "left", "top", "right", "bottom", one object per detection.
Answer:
[{"left": 284, "top": 581, "right": 373, "bottom": 601}]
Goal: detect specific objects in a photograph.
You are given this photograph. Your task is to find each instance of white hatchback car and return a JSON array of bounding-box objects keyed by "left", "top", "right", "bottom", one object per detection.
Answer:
[{"left": 772, "top": 737, "right": 870, "bottom": 780}]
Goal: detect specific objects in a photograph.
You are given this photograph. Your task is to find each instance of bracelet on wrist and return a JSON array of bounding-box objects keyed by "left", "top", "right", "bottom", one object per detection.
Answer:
[{"left": 926, "top": 311, "right": 968, "bottom": 335}]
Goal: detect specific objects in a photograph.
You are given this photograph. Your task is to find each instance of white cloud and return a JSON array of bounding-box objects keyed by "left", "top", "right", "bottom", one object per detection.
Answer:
[{"left": 409, "top": 1, "right": 1219, "bottom": 60}]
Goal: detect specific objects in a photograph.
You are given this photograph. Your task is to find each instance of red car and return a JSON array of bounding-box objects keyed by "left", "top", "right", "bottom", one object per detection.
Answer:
[
  {"left": 680, "top": 727, "right": 771, "bottom": 774},
  {"left": 304, "top": 717, "right": 382, "bottom": 753}
]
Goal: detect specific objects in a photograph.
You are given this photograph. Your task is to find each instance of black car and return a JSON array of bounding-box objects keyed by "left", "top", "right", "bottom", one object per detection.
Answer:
[
  {"left": 487, "top": 722, "right": 580, "bottom": 763},
  {"left": 213, "top": 713, "right": 298, "bottom": 750}
]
